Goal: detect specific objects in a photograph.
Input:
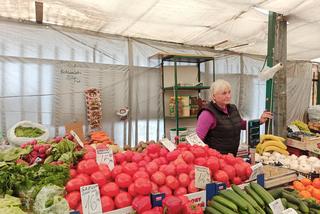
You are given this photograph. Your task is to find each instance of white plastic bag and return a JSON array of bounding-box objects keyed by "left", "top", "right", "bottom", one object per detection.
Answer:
[
  {"left": 308, "top": 105, "right": 320, "bottom": 122},
  {"left": 7, "top": 121, "right": 49, "bottom": 146}
]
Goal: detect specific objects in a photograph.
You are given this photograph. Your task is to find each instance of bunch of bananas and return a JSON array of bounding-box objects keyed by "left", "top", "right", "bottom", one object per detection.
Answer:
[{"left": 256, "top": 134, "right": 289, "bottom": 155}]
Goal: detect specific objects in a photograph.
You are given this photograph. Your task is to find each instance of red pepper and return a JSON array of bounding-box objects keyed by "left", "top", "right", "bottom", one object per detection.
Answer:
[
  {"left": 183, "top": 201, "right": 203, "bottom": 214},
  {"left": 162, "top": 196, "right": 182, "bottom": 214}
]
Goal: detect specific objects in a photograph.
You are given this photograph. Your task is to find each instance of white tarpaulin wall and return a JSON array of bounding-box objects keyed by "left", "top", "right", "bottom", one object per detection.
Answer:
[
  {"left": 1, "top": 0, "right": 320, "bottom": 60},
  {"left": 0, "top": 20, "right": 313, "bottom": 146}
]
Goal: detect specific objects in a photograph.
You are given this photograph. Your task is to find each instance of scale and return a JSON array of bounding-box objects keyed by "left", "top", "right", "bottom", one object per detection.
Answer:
[{"left": 246, "top": 119, "right": 260, "bottom": 164}]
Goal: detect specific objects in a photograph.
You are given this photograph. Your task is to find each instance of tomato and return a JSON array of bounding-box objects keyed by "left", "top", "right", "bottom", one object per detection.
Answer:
[
  {"left": 163, "top": 164, "right": 176, "bottom": 176},
  {"left": 222, "top": 165, "right": 236, "bottom": 180},
  {"left": 234, "top": 163, "right": 246, "bottom": 179},
  {"left": 99, "top": 164, "right": 111, "bottom": 180},
  {"left": 150, "top": 181, "right": 158, "bottom": 193},
  {"left": 111, "top": 165, "right": 123, "bottom": 179},
  {"left": 182, "top": 151, "right": 195, "bottom": 164},
  {"left": 207, "top": 157, "right": 219, "bottom": 172},
  {"left": 166, "top": 150, "right": 181, "bottom": 162},
  {"left": 207, "top": 148, "right": 221, "bottom": 158},
  {"left": 146, "top": 162, "right": 159, "bottom": 175},
  {"left": 162, "top": 196, "right": 183, "bottom": 214},
  {"left": 187, "top": 180, "right": 198, "bottom": 193},
  {"left": 128, "top": 183, "right": 137, "bottom": 197},
  {"left": 115, "top": 173, "right": 132, "bottom": 188},
  {"left": 232, "top": 176, "right": 242, "bottom": 185},
  {"left": 192, "top": 146, "right": 206, "bottom": 158},
  {"left": 149, "top": 152, "right": 159, "bottom": 159},
  {"left": 219, "top": 159, "right": 226, "bottom": 169},
  {"left": 139, "top": 167, "right": 146, "bottom": 171},
  {"left": 158, "top": 157, "right": 168, "bottom": 165},
  {"left": 90, "top": 171, "right": 107, "bottom": 187},
  {"left": 84, "top": 145, "right": 95, "bottom": 152},
  {"left": 159, "top": 185, "right": 172, "bottom": 196},
  {"left": 132, "top": 153, "right": 143, "bottom": 162},
  {"left": 177, "top": 143, "right": 190, "bottom": 150},
  {"left": 144, "top": 155, "right": 151, "bottom": 162},
  {"left": 245, "top": 165, "right": 253, "bottom": 178},
  {"left": 123, "top": 162, "right": 139, "bottom": 176},
  {"left": 176, "top": 163, "right": 189, "bottom": 174},
  {"left": 166, "top": 175, "right": 179, "bottom": 190},
  {"left": 133, "top": 170, "right": 149, "bottom": 180},
  {"left": 194, "top": 157, "right": 207, "bottom": 166},
  {"left": 101, "top": 196, "right": 114, "bottom": 212},
  {"left": 213, "top": 170, "right": 229, "bottom": 184},
  {"left": 223, "top": 154, "right": 236, "bottom": 165},
  {"left": 65, "top": 178, "right": 85, "bottom": 192},
  {"left": 134, "top": 178, "right": 152, "bottom": 195},
  {"left": 183, "top": 201, "right": 203, "bottom": 214},
  {"left": 151, "top": 171, "right": 166, "bottom": 186},
  {"left": 159, "top": 148, "right": 169, "bottom": 157},
  {"left": 70, "top": 169, "right": 77, "bottom": 178},
  {"left": 138, "top": 160, "right": 147, "bottom": 167},
  {"left": 124, "top": 150, "right": 134, "bottom": 162},
  {"left": 174, "top": 187, "right": 187, "bottom": 196},
  {"left": 85, "top": 159, "right": 99, "bottom": 175},
  {"left": 178, "top": 173, "right": 190, "bottom": 187},
  {"left": 76, "top": 160, "right": 87, "bottom": 174},
  {"left": 153, "top": 158, "right": 162, "bottom": 165},
  {"left": 132, "top": 195, "right": 152, "bottom": 214},
  {"left": 114, "top": 153, "right": 126, "bottom": 164},
  {"left": 189, "top": 169, "right": 195, "bottom": 180},
  {"left": 76, "top": 173, "right": 92, "bottom": 185},
  {"left": 65, "top": 191, "right": 81, "bottom": 209},
  {"left": 83, "top": 151, "right": 96, "bottom": 160},
  {"left": 101, "top": 182, "right": 119, "bottom": 197},
  {"left": 147, "top": 143, "right": 161, "bottom": 154},
  {"left": 114, "top": 192, "right": 132, "bottom": 209}
]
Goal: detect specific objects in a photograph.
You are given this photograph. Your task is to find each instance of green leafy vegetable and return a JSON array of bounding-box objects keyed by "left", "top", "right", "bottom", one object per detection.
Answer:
[{"left": 15, "top": 126, "right": 45, "bottom": 138}]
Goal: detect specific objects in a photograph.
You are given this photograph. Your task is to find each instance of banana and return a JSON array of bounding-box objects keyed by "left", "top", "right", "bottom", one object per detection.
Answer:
[
  {"left": 263, "top": 145, "right": 289, "bottom": 156},
  {"left": 256, "top": 143, "right": 263, "bottom": 154},
  {"left": 259, "top": 140, "right": 287, "bottom": 151},
  {"left": 260, "top": 134, "right": 285, "bottom": 143}
]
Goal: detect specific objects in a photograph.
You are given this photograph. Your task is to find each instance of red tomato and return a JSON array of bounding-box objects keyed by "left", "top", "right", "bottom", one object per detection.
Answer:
[
  {"left": 85, "top": 159, "right": 99, "bottom": 175},
  {"left": 101, "top": 182, "right": 119, "bottom": 197},
  {"left": 192, "top": 146, "right": 206, "bottom": 158},
  {"left": 222, "top": 165, "right": 236, "bottom": 180},
  {"left": 146, "top": 162, "right": 159, "bottom": 175},
  {"left": 194, "top": 157, "right": 207, "bottom": 166},
  {"left": 132, "top": 195, "right": 152, "bottom": 214},
  {"left": 128, "top": 183, "right": 137, "bottom": 197},
  {"left": 207, "top": 148, "right": 221, "bottom": 158},
  {"left": 70, "top": 169, "right": 77, "bottom": 178},
  {"left": 232, "top": 176, "right": 242, "bottom": 185},
  {"left": 76, "top": 160, "right": 87, "bottom": 174},
  {"left": 65, "top": 191, "right": 81, "bottom": 209},
  {"left": 65, "top": 178, "right": 85, "bottom": 192},
  {"left": 158, "top": 157, "right": 168, "bottom": 165},
  {"left": 213, "top": 170, "right": 229, "bottom": 184},
  {"left": 159, "top": 185, "right": 172, "bottom": 196},
  {"left": 187, "top": 180, "right": 198, "bottom": 193},
  {"left": 207, "top": 157, "right": 220, "bottom": 172},
  {"left": 174, "top": 187, "right": 187, "bottom": 196},
  {"left": 234, "top": 163, "right": 246, "bottom": 179},
  {"left": 219, "top": 159, "right": 227, "bottom": 169},
  {"left": 138, "top": 160, "right": 147, "bottom": 167},
  {"left": 134, "top": 178, "right": 152, "bottom": 195},
  {"left": 153, "top": 158, "right": 162, "bottom": 165},
  {"left": 163, "top": 164, "right": 176, "bottom": 176},
  {"left": 83, "top": 151, "right": 96, "bottom": 160},
  {"left": 114, "top": 192, "right": 132, "bottom": 209},
  {"left": 84, "top": 145, "right": 95, "bottom": 153},
  {"left": 166, "top": 175, "right": 179, "bottom": 190},
  {"left": 124, "top": 150, "right": 134, "bottom": 162},
  {"left": 99, "top": 164, "right": 111, "bottom": 180},
  {"left": 151, "top": 171, "right": 166, "bottom": 186},
  {"left": 147, "top": 143, "right": 161, "bottom": 154},
  {"left": 166, "top": 150, "right": 181, "bottom": 162},
  {"left": 90, "top": 171, "right": 107, "bottom": 187},
  {"left": 111, "top": 165, "right": 123, "bottom": 179},
  {"left": 150, "top": 181, "right": 158, "bottom": 193},
  {"left": 139, "top": 167, "right": 146, "bottom": 171},
  {"left": 132, "top": 153, "right": 144, "bottom": 162},
  {"left": 133, "top": 170, "right": 149, "bottom": 180},
  {"left": 159, "top": 148, "right": 169, "bottom": 157},
  {"left": 114, "top": 153, "right": 126, "bottom": 164},
  {"left": 144, "top": 155, "right": 151, "bottom": 162},
  {"left": 189, "top": 169, "right": 195, "bottom": 180},
  {"left": 176, "top": 163, "right": 189, "bottom": 174},
  {"left": 178, "top": 173, "right": 190, "bottom": 187},
  {"left": 76, "top": 173, "right": 92, "bottom": 185},
  {"left": 115, "top": 173, "right": 132, "bottom": 188},
  {"left": 101, "top": 196, "right": 114, "bottom": 212},
  {"left": 149, "top": 152, "right": 159, "bottom": 159},
  {"left": 123, "top": 162, "right": 139, "bottom": 176},
  {"left": 181, "top": 151, "right": 195, "bottom": 164},
  {"left": 245, "top": 166, "right": 253, "bottom": 178},
  {"left": 223, "top": 154, "right": 236, "bottom": 165}
]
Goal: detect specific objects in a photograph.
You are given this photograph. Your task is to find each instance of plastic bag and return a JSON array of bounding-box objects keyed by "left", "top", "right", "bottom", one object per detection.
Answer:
[
  {"left": 7, "top": 121, "right": 49, "bottom": 147},
  {"left": 308, "top": 105, "right": 320, "bottom": 122}
]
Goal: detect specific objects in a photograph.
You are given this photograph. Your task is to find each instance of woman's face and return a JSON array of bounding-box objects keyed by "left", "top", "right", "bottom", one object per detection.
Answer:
[{"left": 213, "top": 87, "right": 231, "bottom": 106}]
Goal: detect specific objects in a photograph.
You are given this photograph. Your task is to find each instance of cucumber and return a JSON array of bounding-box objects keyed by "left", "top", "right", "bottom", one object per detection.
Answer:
[
  {"left": 205, "top": 206, "right": 221, "bottom": 214},
  {"left": 245, "top": 185, "right": 265, "bottom": 208},
  {"left": 212, "top": 195, "right": 238, "bottom": 212},
  {"left": 219, "top": 189, "right": 248, "bottom": 211},
  {"left": 280, "top": 198, "right": 287, "bottom": 208},
  {"left": 282, "top": 191, "right": 309, "bottom": 213},
  {"left": 266, "top": 206, "right": 273, "bottom": 214},
  {"left": 211, "top": 201, "right": 238, "bottom": 214},
  {"left": 268, "top": 187, "right": 283, "bottom": 199},
  {"left": 310, "top": 208, "right": 320, "bottom": 214},
  {"left": 239, "top": 209, "right": 248, "bottom": 214},
  {"left": 250, "top": 182, "right": 275, "bottom": 204},
  {"left": 287, "top": 202, "right": 299, "bottom": 210},
  {"left": 231, "top": 184, "right": 265, "bottom": 214}
]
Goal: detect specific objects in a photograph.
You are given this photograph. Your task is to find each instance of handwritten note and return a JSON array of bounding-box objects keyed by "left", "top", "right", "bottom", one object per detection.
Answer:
[
  {"left": 195, "top": 165, "right": 211, "bottom": 189},
  {"left": 186, "top": 133, "right": 206, "bottom": 147},
  {"left": 80, "top": 184, "right": 102, "bottom": 214},
  {"left": 160, "top": 138, "right": 176, "bottom": 152},
  {"left": 269, "top": 198, "right": 285, "bottom": 214},
  {"left": 96, "top": 148, "right": 114, "bottom": 170}
]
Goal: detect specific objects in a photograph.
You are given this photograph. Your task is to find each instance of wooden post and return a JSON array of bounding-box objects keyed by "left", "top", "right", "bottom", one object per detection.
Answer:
[{"left": 273, "top": 15, "right": 287, "bottom": 137}]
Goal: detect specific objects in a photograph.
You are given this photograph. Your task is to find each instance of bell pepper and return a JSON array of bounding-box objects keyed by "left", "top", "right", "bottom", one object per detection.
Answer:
[
  {"left": 183, "top": 201, "right": 203, "bottom": 214},
  {"left": 162, "top": 196, "right": 182, "bottom": 214}
]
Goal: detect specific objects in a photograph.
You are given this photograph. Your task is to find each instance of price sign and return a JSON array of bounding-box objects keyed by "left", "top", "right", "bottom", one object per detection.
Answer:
[
  {"left": 186, "top": 133, "right": 206, "bottom": 147},
  {"left": 80, "top": 184, "right": 102, "bottom": 214},
  {"left": 160, "top": 138, "right": 176, "bottom": 152},
  {"left": 249, "top": 162, "right": 263, "bottom": 180},
  {"left": 195, "top": 165, "right": 211, "bottom": 189},
  {"left": 70, "top": 130, "right": 84, "bottom": 148},
  {"left": 96, "top": 148, "right": 114, "bottom": 170},
  {"left": 282, "top": 208, "right": 298, "bottom": 214},
  {"left": 269, "top": 198, "right": 285, "bottom": 214}
]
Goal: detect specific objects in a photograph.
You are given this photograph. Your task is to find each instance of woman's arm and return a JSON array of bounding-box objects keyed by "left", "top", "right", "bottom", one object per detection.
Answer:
[{"left": 196, "top": 110, "right": 216, "bottom": 140}]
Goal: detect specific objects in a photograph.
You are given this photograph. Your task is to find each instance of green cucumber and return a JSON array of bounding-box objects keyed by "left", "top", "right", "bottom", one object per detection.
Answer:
[
  {"left": 250, "top": 182, "right": 275, "bottom": 204},
  {"left": 310, "top": 208, "right": 320, "bottom": 214},
  {"left": 219, "top": 189, "right": 248, "bottom": 211},
  {"left": 211, "top": 201, "right": 238, "bottom": 214},
  {"left": 266, "top": 206, "right": 273, "bottom": 214},
  {"left": 245, "top": 185, "right": 265, "bottom": 208},
  {"left": 268, "top": 187, "right": 283, "bottom": 199},
  {"left": 287, "top": 202, "right": 299, "bottom": 210},
  {"left": 282, "top": 191, "right": 309, "bottom": 213},
  {"left": 205, "top": 206, "right": 221, "bottom": 214},
  {"left": 212, "top": 195, "right": 238, "bottom": 212},
  {"left": 280, "top": 198, "right": 287, "bottom": 208}
]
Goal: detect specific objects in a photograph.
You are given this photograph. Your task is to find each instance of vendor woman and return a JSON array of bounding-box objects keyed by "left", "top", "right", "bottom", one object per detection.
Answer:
[{"left": 196, "top": 79, "right": 272, "bottom": 156}]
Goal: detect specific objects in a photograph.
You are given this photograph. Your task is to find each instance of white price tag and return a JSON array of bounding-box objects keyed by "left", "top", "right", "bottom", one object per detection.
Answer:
[
  {"left": 160, "top": 138, "right": 176, "bottom": 152},
  {"left": 249, "top": 162, "right": 263, "bottom": 180},
  {"left": 269, "top": 198, "right": 285, "bottom": 214},
  {"left": 70, "top": 130, "right": 84, "bottom": 148},
  {"left": 184, "top": 190, "right": 206, "bottom": 210},
  {"left": 96, "top": 148, "right": 114, "bottom": 170},
  {"left": 282, "top": 208, "right": 298, "bottom": 214},
  {"left": 80, "top": 184, "right": 103, "bottom": 214},
  {"left": 186, "top": 133, "right": 206, "bottom": 147},
  {"left": 195, "top": 165, "right": 211, "bottom": 189}
]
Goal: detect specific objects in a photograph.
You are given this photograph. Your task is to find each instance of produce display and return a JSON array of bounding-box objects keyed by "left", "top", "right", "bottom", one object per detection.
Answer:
[
  {"left": 291, "top": 178, "right": 320, "bottom": 202},
  {"left": 256, "top": 134, "right": 288, "bottom": 155},
  {"left": 15, "top": 126, "right": 45, "bottom": 138}
]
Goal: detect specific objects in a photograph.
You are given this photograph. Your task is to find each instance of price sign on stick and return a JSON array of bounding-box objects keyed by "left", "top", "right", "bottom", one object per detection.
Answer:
[
  {"left": 160, "top": 138, "right": 176, "bottom": 152},
  {"left": 186, "top": 133, "right": 206, "bottom": 146},
  {"left": 80, "top": 184, "right": 102, "bottom": 214},
  {"left": 96, "top": 148, "right": 114, "bottom": 170},
  {"left": 70, "top": 130, "right": 84, "bottom": 148},
  {"left": 195, "top": 165, "right": 211, "bottom": 189},
  {"left": 269, "top": 198, "right": 285, "bottom": 214}
]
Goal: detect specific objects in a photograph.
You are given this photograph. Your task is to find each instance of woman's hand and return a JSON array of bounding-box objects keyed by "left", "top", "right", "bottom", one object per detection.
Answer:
[{"left": 260, "top": 111, "right": 273, "bottom": 124}]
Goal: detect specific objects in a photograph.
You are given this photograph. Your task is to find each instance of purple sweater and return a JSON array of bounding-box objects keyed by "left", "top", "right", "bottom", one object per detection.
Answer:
[{"left": 196, "top": 109, "right": 247, "bottom": 140}]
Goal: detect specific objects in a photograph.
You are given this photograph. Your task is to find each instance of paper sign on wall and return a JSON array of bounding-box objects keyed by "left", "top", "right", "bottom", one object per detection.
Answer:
[
  {"left": 160, "top": 138, "right": 176, "bottom": 152},
  {"left": 186, "top": 133, "right": 206, "bottom": 147},
  {"left": 269, "top": 198, "right": 285, "bottom": 214},
  {"left": 195, "top": 165, "right": 211, "bottom": 189},
  {"left": 80, "top": 184, "right": 102, "bottom": 214},
  {"left": 96, "top": 148, "right": 114, "bottom": 170}
]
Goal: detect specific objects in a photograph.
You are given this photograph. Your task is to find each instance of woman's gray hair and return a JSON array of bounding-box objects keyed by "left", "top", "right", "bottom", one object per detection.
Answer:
[{"left": 210, "top": 79, "right": 231, "bottom": 100}]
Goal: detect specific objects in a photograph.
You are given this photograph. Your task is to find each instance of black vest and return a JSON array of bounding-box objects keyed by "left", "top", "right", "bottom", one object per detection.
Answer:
[{"left": 197, "top": 102, "right": 242, "bottom": 156}]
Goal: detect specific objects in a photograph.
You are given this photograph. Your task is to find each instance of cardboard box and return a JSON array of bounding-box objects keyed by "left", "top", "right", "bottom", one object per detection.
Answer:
[
  {"left": 286, "top": 138, "right": 308, "bottom": 150},
  {"left": 287, "top": 137, "right": 320, "bottom": 155}
]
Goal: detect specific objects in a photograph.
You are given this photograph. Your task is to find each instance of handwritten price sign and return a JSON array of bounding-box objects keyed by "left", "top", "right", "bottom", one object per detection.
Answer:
[
  {"left": 195, "top": 165, "right": 211, "bottom": 189},
  {"left": 160, "top": 138, "right": 176, "bottom": 152},
  {"left": 80, "top": 184, "right": 102, "bottom": 214},
  {"left": 186, "top": 133, "right": 206, "bottom": 147},
  {"left": 96, "top": 148, "right": 114, "bottom": 170}
]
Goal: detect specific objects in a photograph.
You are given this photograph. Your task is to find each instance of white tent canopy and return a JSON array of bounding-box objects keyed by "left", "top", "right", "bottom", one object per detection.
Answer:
[{"left": 1, "top": 0, "right": 320, "bottom": 60}]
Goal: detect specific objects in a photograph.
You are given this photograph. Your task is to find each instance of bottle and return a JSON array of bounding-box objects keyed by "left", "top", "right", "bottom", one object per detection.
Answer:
[{"left": 169, "top": 97, "right": 175, "bottom": 116}]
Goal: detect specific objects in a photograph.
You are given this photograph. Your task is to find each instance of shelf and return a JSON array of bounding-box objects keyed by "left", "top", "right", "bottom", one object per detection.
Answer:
[
  {"left": 163, "top": 85, "right": 210, "bottom": 91},
  {"left": 165, "top": 115, "right": 197, "bottom": 119},
  {"left": 150, "top": 53, "right": 214, "bottom": 63}
]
